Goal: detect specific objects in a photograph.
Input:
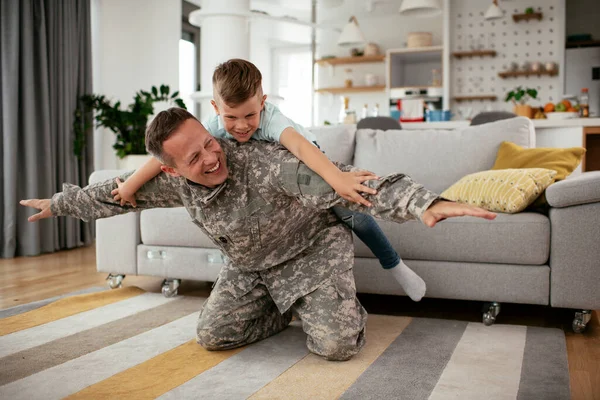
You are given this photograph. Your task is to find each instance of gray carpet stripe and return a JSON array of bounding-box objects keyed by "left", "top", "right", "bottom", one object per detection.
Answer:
[
  {"left": 158, "top": 322, "right": 309, "bottom": 400},
  {"left": 517, "top": 326, "right": 571, "bottom": 400},
  {"left": 340, "top": 318, "right": 468, "bottom": 400},
  {"left": 0, "top": 313, "right": 199, "bottom": 400},
  {"left": 0, "top": 287, "right": 107, "bottom": 318},
  {"left": 0, "top": 296, "right": 205, "bottom": 386}
]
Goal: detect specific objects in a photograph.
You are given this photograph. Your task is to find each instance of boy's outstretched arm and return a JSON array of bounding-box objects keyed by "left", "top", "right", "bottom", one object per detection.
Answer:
[
  {"left": 280, "top": 127, "right": 378, "bottom": 207},
  {"left": 113, "top": 157, "right": 163, "bottom": 206}
]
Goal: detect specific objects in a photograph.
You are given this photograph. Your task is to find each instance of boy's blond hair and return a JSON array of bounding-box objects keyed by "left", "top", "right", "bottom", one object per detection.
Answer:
[{"left": 212, "top": 59, "right": 263, "bottom": 106}]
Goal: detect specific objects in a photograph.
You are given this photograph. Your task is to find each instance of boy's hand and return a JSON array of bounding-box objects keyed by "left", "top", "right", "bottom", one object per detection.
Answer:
[
  {"left": 422, "top": 200, "right": 496, "bottom": 228},
  {"left": 110, "top": 178, "right": 137, "bottom": 207},
  {"left": 331, "top": 170, "right": 379, "bottom": 207},
  {"left": 20, "top": 199, "right": 53, "bottom": 222}
]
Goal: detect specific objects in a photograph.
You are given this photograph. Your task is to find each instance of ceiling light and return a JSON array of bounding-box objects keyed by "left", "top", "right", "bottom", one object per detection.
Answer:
[
  {"left": 399, "top": 0, "right": 442, "bottom": 17},
  {"left": 337, "top": 16, "right": 366, "bottom": 47},
  {"left": 484, "top": 0, "right": 504, "bottom": 20}
]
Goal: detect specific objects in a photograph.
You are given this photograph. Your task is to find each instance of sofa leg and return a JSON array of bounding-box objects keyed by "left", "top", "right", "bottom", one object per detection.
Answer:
[
  {"left": 161, "top": 279, "right": 181, "bottom": 298},
  {"left": 106, "top": 274, "right": 125, "bottom": 289},
  {"left": 572, "top": 310, "right": 592, "bottom": 333},
  {"left": 482, "top": 302, "right": 501, "bottom": 326}
]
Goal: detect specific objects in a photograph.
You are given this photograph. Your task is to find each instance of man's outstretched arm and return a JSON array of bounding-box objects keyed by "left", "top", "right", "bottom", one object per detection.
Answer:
[
  {"left": 270, "top": 152, "right": 496, "bottom": 226},
  {"left": 21, "top": 171, "right": 184, "bottom": 222}
]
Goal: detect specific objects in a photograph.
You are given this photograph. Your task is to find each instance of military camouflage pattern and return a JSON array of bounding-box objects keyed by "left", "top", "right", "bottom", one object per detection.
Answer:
[
  {"left": 197, "top": 268, "right": 366, "bottom": 361},
  {"left": 51, "top": 139, "right": 439, "bottom": 359}
]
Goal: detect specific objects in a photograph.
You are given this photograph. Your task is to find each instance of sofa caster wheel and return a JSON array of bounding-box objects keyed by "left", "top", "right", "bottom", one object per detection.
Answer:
[
  {"left": 572, "top": 310, "right": 592, "bottom": 333},
  {"left": 106, "top": 274, "right": 125, "bottom": 289},
  {"left": 162, "top": 279, "right": 181, "bottom": 298},
  {"left": 482, "top": 302, "right": 501, "bottom": 326}
]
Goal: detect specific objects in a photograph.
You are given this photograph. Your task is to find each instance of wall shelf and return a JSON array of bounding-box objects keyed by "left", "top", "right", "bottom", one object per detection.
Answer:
[
  {"left": 512, "top": 12, "right": 543, "bottom": 22},
  {"left": 498, "top": 70, "right": 558, "bottom": 78},
  {"left": 566, "top": 40, "right": 600, "bottom": 49},
  {"left": 452, "top": 50, "right": 497, "bottom": 59},
  {"left": 453, "top": 95, "right": 498, "bottom": 102},
  {"left": 387, "top": 46, "right": 443, "bottom": 63},
  {"left": 315, "top": 85, "right": 386, "bottom": 94},
  {"left": 315, "top": 55, "right": 385, "bottom": 66}
]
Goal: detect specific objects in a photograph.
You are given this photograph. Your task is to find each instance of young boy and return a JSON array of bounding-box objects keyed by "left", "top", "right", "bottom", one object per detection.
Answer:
[{"left": 113, "top": 59, "right": 426, "bottom": 301}]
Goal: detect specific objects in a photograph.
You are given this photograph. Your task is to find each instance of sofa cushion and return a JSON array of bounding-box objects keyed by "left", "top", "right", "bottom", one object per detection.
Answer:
[
  {"left": 492, "top": 141, "right": 586, "bottom": 180},
  {"left": 441, "top": 168, "right": 557, "bottom": 213},
  {"left": 353, "top": 116, "right": 535, "bottom": 194},
  {"left": 140, "top": 208, "right": 218, "bottom": 248},
  {"left": 310, "top": 124, "right": 356, "bottom": 165},
  {"left": 354, "top": 212, "right": 550, "bottom": 265}
]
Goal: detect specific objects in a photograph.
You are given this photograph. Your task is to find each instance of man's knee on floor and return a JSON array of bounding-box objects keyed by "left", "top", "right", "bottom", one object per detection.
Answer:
[
  {"left": 196, "top": 326, "right": 243, "bottom": 351},
  {"left": 316, "top": 338, "right": 360, "bottom": 362}
]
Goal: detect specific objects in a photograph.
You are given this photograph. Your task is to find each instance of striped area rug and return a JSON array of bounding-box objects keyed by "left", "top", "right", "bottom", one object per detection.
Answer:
[{"left": 0, "top": 287, "right": 570, "bottom": 400}]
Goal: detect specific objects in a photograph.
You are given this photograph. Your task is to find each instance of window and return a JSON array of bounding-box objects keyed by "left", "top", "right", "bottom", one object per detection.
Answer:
[
  {"left": 181, "top": 1, "right": 201, "bottom": 117},
  {"left": 272, "top": 48, "right": 313, "bottom": 128},
  {"left": 179, "top": 33, "right": 196, "bottom": 114}
]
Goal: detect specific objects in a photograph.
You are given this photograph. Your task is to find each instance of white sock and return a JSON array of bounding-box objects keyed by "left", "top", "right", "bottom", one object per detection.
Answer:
[{"left": 389, "top": 261, "right": 426, "bottom": 302}]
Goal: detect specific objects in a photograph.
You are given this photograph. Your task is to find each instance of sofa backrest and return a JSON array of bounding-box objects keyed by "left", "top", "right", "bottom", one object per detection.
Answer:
[
  {"left": 353, "top": 117, "right": 536, "bottom": 194},
  {"left": 310, "top": 124, "right": 356, "bottom": 165}
]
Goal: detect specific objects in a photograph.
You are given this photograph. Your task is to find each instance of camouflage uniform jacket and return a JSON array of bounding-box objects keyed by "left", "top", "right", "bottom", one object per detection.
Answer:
[{"left": 51, "top": 140, "right": 439, "bottom": 312}]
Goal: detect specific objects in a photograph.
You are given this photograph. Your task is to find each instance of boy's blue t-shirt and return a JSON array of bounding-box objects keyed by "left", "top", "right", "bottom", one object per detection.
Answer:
[{"left": 202, "top": 102, "right": 317, "bottom": 144}]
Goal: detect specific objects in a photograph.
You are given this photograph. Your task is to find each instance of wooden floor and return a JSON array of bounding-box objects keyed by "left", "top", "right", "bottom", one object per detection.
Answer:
[{"left": 1, "top": 245, "right": 598, "bottom": 399}]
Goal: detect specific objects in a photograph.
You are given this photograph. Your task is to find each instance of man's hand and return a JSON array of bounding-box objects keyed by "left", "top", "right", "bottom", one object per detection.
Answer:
[
  {"left": 19, "top": 199, "right": 53, "bottom": 222},
  {"left": 422, "top": 200, "right": 496, "bottom": 228},
  {"left": 110, "top": 178, "right": 137, "bottom": 207},
  {"left": 330, "top": 170, "right": 379, "bottom": 207}
]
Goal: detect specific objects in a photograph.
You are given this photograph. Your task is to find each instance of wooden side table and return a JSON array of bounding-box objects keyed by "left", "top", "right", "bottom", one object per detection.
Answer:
[{"left": 583, "top": 127, "right": 600, "bottom": 172}]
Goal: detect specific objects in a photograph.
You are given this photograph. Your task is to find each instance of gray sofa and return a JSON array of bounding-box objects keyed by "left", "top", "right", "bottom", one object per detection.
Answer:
[{"left": 90, "top": 117, "right": 600, "bottom": 332}]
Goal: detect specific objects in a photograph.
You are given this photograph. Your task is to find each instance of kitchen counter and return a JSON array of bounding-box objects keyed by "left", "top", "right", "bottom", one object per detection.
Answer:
[{"left": 399, "top": 118, "right": 600, "bottom": 130}]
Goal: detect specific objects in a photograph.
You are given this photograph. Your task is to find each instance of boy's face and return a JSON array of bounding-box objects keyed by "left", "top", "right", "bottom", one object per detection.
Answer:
[{"left": 211, "top": 94, "right": 267, "bottom": 143}]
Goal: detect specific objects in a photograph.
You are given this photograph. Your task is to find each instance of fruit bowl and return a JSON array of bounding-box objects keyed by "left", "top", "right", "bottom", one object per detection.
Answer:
[{"left": 545, "top": 112, "right": 579, "bottom": 120}]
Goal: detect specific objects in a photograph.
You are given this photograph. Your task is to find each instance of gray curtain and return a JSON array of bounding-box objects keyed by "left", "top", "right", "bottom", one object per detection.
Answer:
[{"left": 1, "top": 0, "right": 94, "bottom": 258}]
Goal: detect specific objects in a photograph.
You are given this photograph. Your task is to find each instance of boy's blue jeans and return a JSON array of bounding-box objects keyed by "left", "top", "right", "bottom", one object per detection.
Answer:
[{"left": 332, "top": 206, "right": 401, "bottom": 270}]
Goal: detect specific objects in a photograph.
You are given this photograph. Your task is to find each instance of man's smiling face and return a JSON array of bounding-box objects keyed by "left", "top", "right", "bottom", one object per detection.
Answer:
[{"left": 160, "top": 119, "right": 229, "bottom": 187}]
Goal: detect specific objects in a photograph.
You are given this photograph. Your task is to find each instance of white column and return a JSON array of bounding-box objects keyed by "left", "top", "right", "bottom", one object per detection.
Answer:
[
  {"left": 190, "top": 0, "right": 251, "bottom": 119},
  {"left": 92, "top": 0, "right": 180, "bottom": 169}
]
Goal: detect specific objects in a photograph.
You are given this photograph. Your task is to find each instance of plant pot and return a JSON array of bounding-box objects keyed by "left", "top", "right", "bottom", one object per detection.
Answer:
[
  {"left": 513, "top": 104, "right": 533, "bottom": 118},
  {"left": 118, "top": 154, "right": 153, "bottom": 171}
]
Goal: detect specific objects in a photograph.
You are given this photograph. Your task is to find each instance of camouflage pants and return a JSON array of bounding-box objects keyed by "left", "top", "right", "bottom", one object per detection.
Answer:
[{"left": 196, "top": 269, "right": 367, "bottom": 361}]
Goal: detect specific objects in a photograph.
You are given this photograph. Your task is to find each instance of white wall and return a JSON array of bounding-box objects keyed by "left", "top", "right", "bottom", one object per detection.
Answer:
[
  {"left": 91, "top": 0, "right": 181, "bottom": 170},
  {"left": 315, "top": 2, "right": 444, "bottom": 125},
  {"left": 449, "top": 0, "right": 565, "bottom": 117}
]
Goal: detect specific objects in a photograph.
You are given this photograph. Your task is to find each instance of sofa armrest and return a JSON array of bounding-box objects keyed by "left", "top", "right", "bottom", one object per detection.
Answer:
[
  {"left": 549, "top": 201, "right": 600, "bottom": 310},
  {"left": 546, "top": 171, "right": 600, "bottom": 208},
  {"left": 89, "top": 170, "right": 140, "bottom": 275}
]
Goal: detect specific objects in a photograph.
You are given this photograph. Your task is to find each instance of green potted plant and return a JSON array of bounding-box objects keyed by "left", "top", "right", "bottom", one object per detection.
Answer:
[
  {"left": 73, "top": 85, "right": 186, "bottom": 166},
  {"left": 505, "top": 86, "right": 538, "bottom": 118}
]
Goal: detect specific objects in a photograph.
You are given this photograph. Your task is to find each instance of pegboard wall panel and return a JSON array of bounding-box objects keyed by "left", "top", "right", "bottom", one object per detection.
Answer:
[{"left": 450, "top": 0, "right": 564, "bottom": 117}]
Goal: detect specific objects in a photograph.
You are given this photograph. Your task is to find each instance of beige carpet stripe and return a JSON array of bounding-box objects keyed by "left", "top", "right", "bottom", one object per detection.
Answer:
[
  {"left": 0, "top": 286, "right": 145, "bottom": 336},
  {"left": 65, "top": 340, "right": 244, "bottom": 400},
  {"left": 428, "top": 323, "right": 527, "bottom": 400},
  {"left": 0, "top": 292, "right": 176, "bottom": 359},
  {"left": 249, "top": 314, "right": 412, "bottom": 400},
  {"left": 0, "top": 296, "right": 205, "bottom": 386}
]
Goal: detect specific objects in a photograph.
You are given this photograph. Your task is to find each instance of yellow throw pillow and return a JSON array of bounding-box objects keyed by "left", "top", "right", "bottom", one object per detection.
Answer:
[
  {"left": 492, "top": 141, "right": 585, "bottom": 181},
  {"left": 441, "top": 169, "right": 557, "bottom": 213}
]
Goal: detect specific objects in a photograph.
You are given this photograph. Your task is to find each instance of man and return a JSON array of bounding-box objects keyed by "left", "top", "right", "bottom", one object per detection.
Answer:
[{"left": 21, "top": 108, "right": 496, "bottom": 361}]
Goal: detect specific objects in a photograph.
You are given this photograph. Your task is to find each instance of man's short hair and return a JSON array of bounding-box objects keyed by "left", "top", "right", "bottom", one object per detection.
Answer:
[
  {"left": 145, "top": 107, "right": 197, "bottom": 166},
  {"left": 212, "top": 58, "right": 263, "bottom": 106}
]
